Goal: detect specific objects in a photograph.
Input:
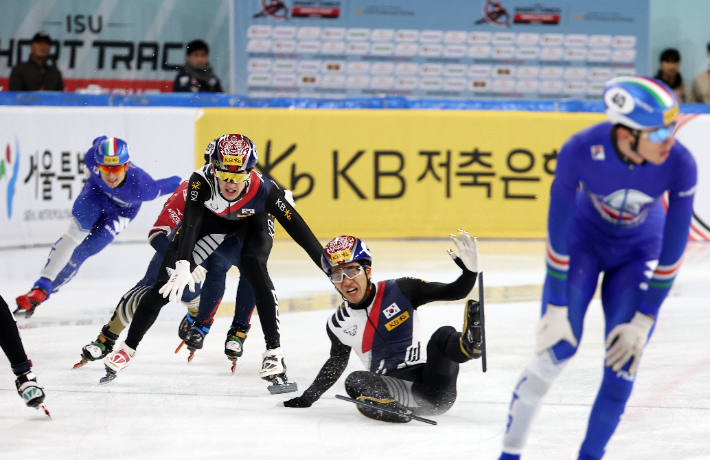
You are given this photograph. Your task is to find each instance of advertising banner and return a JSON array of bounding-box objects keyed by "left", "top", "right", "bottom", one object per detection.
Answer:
[
  {"left": 0, "top": 107, "right": 197, "bottom": 248},
  {"left": 195, "top": 108, "right": 606, "bottom": 239},
  {"left": 233, "top": 0, "right": 649, "bottom": 100},
  {"left": 0, "top": 0, "right": 230, "bottom": 94}
]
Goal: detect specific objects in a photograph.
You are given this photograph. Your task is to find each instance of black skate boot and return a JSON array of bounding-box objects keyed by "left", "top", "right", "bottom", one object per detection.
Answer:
[
  {"left": 178, "top": 314, "right": 195, "bottom": 340},
  {"left": 225, "top": 327, "right": 248, "bottom": 372},
  {"left": 175, "top": 314, "right": 196, "bottom": 354},
  {"left": 183, "top": 322, "right": 210, "bottom": 362},
  {"left": 355, "top": 396, "right": 412, "bottom": 423},
  {"left": 74, "top": 325, "right": 118, "bottom": 369},
  {"left": 15, "top": 371, "right": 50, "bottom": 416},
  {"left": 460, "top": 299, "right": 485, "bottom": 360}
]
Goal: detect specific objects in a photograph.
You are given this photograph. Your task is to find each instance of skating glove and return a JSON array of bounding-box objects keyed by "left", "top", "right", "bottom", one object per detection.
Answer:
[
  {"left": 605, "top": 311, "right": 654, "bottom": 374},
  {"left": 536, "top": 304, "right": 578, "bottom": 354},
  {"left": 159, "top": 260, "right": 195, "bottom": 302},
  {"left": 284, "top": 189, "right": 295, "bottom": 207},
  {"left": 191, "top": 265, "right": 207, "bottom": 285},
  {"left": 447, "top": 229, "right": 479, "bottom": 273},
  {"left": 283, "top": 395, "right": 314, "bottom": 408}
]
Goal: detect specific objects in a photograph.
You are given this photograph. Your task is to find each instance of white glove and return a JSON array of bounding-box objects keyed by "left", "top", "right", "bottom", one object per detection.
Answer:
[
  {"left": 159, "top": 260, "right": 195, "bottom": 303},
  {"left": 605, "top": 311, "right": 654, "bottom": 374},
  {"left": 191, "top": 265, "right": 207, "bottom": 285},
  {"left": 447, "top": 229, "right": 479, "bottom": 272},
  {"left": 536, "top": 304, "right": 578, "bottom": 354},
  {"left": 284, "top": 189, "right": 296, "bottom": 207}
]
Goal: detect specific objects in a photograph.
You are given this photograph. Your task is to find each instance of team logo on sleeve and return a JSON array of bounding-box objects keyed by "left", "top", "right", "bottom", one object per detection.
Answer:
[
  {"left": 344, "top": 326, "right": 357, "bottom": 336},
  {"left": 382, "top": 303, "right": 401, "bottom": 319},
  {"left": 591, "top": 145, "right": 605, "bottom": 161},
  {"left": 324, "top": 236, "right": 356, "bottom": 264}
]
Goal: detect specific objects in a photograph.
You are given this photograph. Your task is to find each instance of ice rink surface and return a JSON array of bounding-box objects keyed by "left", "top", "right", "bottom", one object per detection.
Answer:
[{"left": 1, "top": 239, "right": 709, "bottom": 460}]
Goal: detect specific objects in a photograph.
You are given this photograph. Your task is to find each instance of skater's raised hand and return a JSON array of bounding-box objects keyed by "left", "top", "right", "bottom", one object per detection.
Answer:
[
  {"left": 447, "top": 229, "right": 479, "bottom": 273},
  {"left": 159, "top": 260, "right": 195, "bottom": 302},
  {"left": 605, "top": 311, "right": 654, "bottom": 374}
]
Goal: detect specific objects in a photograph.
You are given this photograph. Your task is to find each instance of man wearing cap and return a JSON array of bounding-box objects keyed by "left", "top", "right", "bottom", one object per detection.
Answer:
[
  {"left": 173, "top": 39, "right": 223, "bottom": 93},
  {"left": 9, "top": 32, "right": 64, "bottom": 92}
]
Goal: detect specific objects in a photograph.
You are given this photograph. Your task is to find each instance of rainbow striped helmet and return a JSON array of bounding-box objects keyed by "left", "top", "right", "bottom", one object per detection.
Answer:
[
  {"left": 603, "top": 76, "right": 679, "bottom": 130},
  {"left": 95, "top": 137, "right": 130, "bottom": 166}
]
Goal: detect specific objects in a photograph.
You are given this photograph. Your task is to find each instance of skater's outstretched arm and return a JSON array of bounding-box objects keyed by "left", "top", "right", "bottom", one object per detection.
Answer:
[
  {"left": 264, "top": 186, "right": 323, "bottom": 268},
  {"left": 397, "top": 231, "right": 478, "bottom": 308},
  {"left": 283, "top": 328, "right": 351, "bottom": 408}
]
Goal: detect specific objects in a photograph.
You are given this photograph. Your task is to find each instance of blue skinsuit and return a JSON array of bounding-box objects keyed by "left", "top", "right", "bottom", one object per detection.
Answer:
[
  {"left": 544, "top": 122, "right": 696, "bottom": 459},
  {"left": 49, "top": 141, "right": 181, "bottom": 292}
]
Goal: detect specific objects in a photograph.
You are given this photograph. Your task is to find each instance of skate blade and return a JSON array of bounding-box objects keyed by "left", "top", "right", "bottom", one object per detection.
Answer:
[
  {"left": 72, "top": 358, "right": 89, "bottom": 369},
  {"left": 175, "top": 340, "right": 185, "bottom": 353},
  {"left": 187, "top": 349, "right": 195, "bottom": 363},
  {"left": 99, "top": 370, "right": 118, "bottom": 385},
  {"left": 38, "top": 403, "right": 51, "bottom": 418},
  {"left": 13, "top": 307, "right": 32, "bottom": 319},
  {"left": 230, "top": 360, "right": 237, "bottom": 373},
  {"left": 267, "top": 382, "right": 298, "bottom": 395}
]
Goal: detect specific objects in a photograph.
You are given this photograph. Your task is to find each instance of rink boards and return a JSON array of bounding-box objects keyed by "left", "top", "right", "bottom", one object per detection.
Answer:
[{"left": 1, "top": 106, "right": 709, "bottom": 247}]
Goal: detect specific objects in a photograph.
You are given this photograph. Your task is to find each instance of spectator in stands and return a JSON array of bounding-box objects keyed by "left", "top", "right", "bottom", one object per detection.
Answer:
[
  {"left": 173, "top": 40, "right": 223, "bottom": 93},
  {"left": 654, "top": 48, "right": 692, "bottom": 103},
  {"left": 9, "top": 31, "right": 63, "bottom": 92},
  {"left": 691, "top": 42, "right": 710, "bottom": 103}
]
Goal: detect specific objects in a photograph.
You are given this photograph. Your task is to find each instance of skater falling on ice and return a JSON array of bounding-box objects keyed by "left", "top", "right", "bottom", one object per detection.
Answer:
[
  {"left": 15, "top": 136, "right": 181, "bottom": 318},
  {"left": 102, "top": 134, "right": 324, "bottom": 392},
  {"left": 497, "top": 76, "right": 697, "bottom": 460},
  {"left": 283, "top": 231, "right": 485, "bottom": 423}
]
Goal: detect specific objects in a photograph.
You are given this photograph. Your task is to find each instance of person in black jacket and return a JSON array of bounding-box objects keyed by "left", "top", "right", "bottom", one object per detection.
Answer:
[
  {"left": 9, "top": 31, "right": 63, "bottom": 91},
  {"left": 102, "top": 134, "right": 323, "bottom": 390},
  {"left": 282, "top": 231, "right": 483, "bottom": 423},
  {"left": 173, "top": 39, "right": 223, "bottom": 93}
]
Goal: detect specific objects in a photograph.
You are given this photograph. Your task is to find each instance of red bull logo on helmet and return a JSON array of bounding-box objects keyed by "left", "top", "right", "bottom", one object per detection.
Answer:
[{"left": 325, "top": 235, "right": 356, "bottom": 265}]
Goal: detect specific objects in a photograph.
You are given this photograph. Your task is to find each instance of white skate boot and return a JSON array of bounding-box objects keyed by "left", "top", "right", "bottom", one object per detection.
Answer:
[
  {"left": 100, "top": 342, "right": 136, "bottom": 384},
  {"left": 260, "top": 348, "right": 297, "bottom": 395}
]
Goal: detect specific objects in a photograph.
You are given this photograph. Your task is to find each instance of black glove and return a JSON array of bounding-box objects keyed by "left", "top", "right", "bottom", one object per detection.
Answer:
[{"left": 283, "top": 395, "right": 314, "bottom": 408}]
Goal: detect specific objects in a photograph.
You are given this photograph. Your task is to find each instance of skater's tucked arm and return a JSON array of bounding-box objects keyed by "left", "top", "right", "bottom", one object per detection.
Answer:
[
  {"left": 148, "top": 181, "right": 189, "bottom": 253},
  {"left": 264, "top": 186, "right": 323, "bottom": 268},
  {"left": 176, "top": 172, "right": 209, "bottom": 261},
  {"left": 283, "top": 328, "right": 351, "bottom": 408}
]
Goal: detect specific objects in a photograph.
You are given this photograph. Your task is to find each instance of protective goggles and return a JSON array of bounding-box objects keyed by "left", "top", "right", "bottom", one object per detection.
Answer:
[
  {"left": 329, "top": 265, "right": 364, "bottom": 283},
  {"left": 641, "top": 122, "right": 676, "bottom": 143},
  {"left": 98, "top": 163, "right": 129, "bottom": 175},
  {"left": 215, "top": 169, "right": 250, "bottom": 183}
]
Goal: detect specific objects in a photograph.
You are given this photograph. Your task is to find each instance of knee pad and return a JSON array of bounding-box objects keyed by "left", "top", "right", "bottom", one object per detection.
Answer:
[{"left": 516, "top": 352, "right": 569, "bottom": 404}]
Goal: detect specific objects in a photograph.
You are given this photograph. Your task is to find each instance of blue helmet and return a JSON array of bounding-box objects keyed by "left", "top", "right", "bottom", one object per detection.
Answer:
[
  {"left": 603, "top": 76, "right": 679, "bottom": 130},
  {"left": 207, "top": 134, "right": 258, "bottom": 173},
  {"left": 321, "top": 236, "right": 372, "bottom": 273},
  {"left": 95, "top": 137, "right": 130, "bottom": 166}
]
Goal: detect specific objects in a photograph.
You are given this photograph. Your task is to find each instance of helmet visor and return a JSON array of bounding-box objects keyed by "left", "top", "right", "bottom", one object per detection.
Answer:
[
  {"left": 215, "top": 169, "right": 250, "bottom": 183},
  {"left": 643, "top": 122, "right": 676, "bottom": 143},
  {"left": 98, "top": 163, "right": 129, "bottom": 175}
]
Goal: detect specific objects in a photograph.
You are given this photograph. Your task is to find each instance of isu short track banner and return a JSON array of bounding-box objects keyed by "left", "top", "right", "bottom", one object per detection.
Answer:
[{"left": 195, "top": 108, "right": 605, "bottom": 238}]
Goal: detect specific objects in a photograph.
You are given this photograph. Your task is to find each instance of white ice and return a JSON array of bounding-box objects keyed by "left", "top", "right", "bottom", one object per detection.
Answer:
[{"left": 1, "top": 240, "right": 709, "bottom": 460}]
